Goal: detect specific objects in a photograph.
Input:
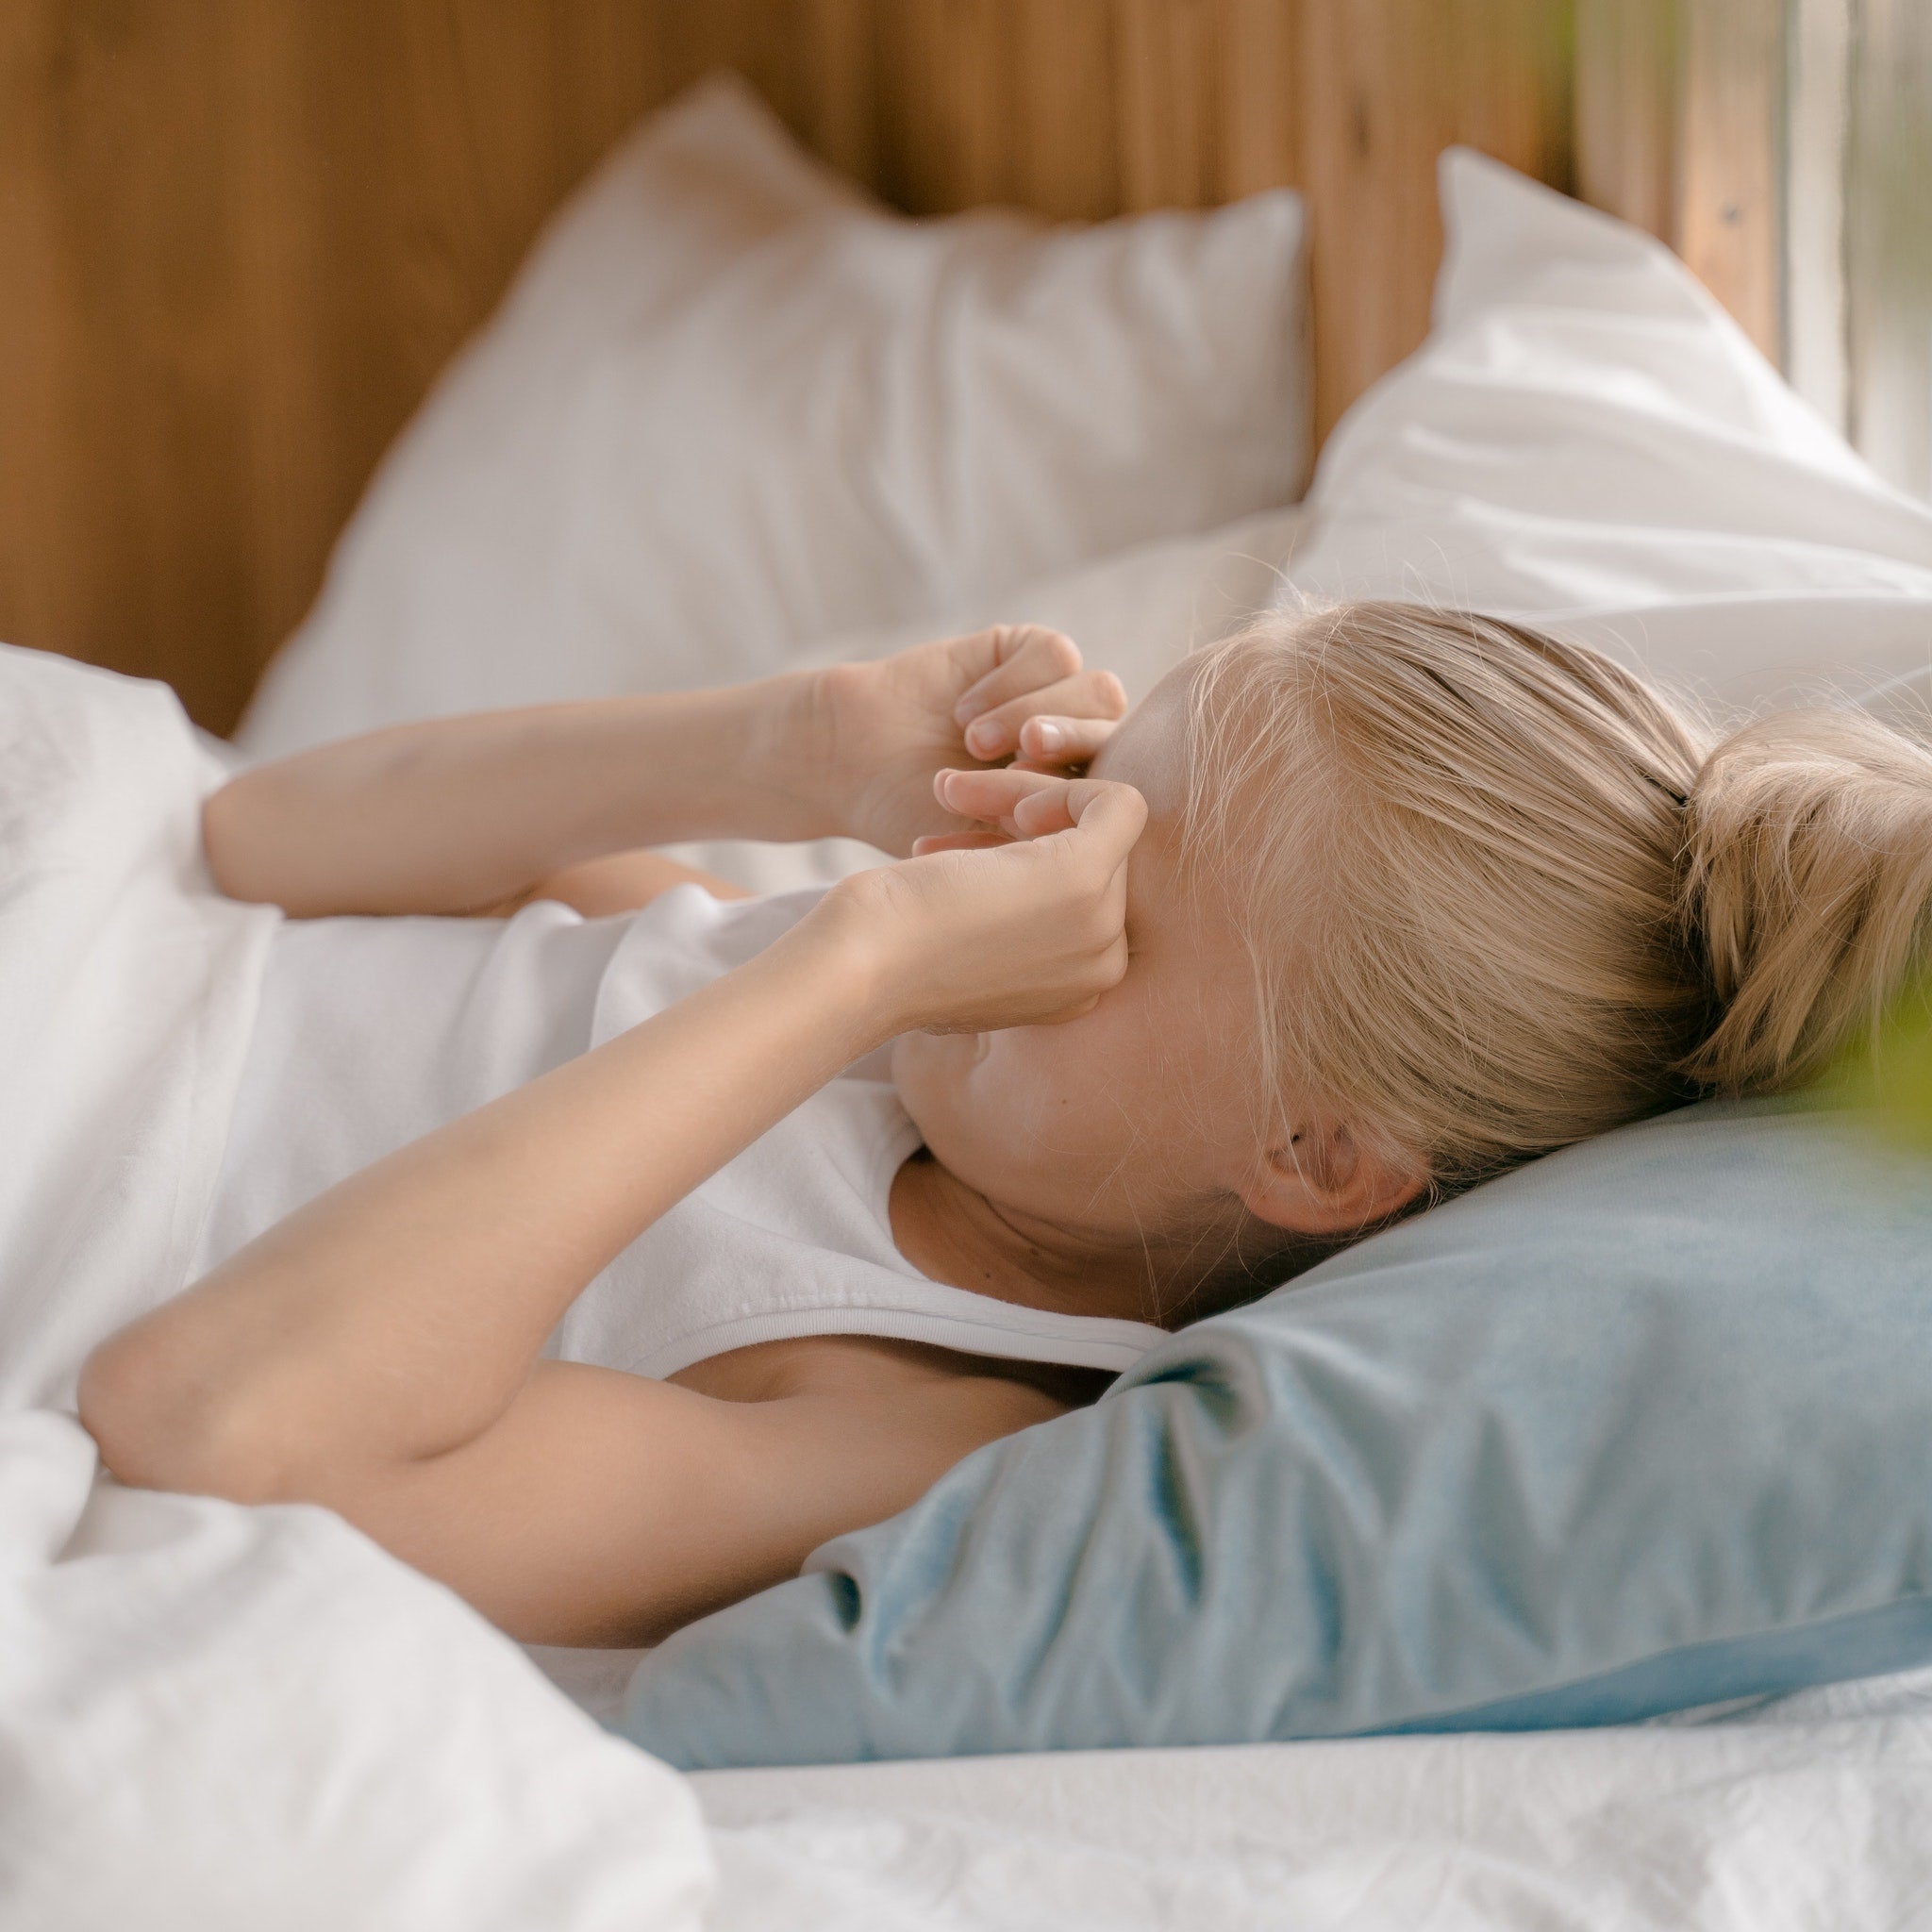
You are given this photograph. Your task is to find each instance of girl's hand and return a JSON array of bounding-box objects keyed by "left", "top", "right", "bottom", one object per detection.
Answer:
[
  {"left": 810, "top": 774, "right": 1147, "bottom": 1039},
  {"left": 791, "top": 626, "right": 1127, "bottom": 857},
  {"left": 908, "top": 764, "right": 1132, "bottom": 856}
]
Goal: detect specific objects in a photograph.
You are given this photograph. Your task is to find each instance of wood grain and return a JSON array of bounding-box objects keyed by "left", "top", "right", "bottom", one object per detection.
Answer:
[
  {"left": 1297, "top": 0, "right": 1574, "bottom": 442},
  {"left": 1574, "top": 0, "right": 1787, "bottom": 365},
  {"left": 1574, "top": 0, "right": 1678, "bottom": 241},
  {"left": 0, "top": 0, "right": 1725, "bottom": 732},
  {"left": 1676, "top": 0, "right": 1783, "bottom": 360}
]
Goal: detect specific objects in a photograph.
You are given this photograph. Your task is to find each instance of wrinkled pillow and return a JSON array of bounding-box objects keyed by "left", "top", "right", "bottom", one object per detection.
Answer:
[
  {"left": 622, "top": 1096, "right": 1932, "bottom": 1768},
  {"left": 1286, "top": 150, "right": 1932, "bottom": 712},
  {"left": 240, "top": 76, "right": 1308, "bottom": 757}
]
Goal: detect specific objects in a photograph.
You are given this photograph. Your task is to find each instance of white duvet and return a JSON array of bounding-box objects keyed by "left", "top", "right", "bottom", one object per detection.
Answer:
[
  {"left": 0, "top": 646, "right": 710, "bottom": 1931},
  {"left": 5, "top": 641, "right": 1931, "bottom": 1931}
]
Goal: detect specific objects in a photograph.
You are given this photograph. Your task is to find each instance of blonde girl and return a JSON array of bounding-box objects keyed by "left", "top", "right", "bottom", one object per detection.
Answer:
[{"left": 80, "top": 606, "right": 1932, "bottom": 1647}]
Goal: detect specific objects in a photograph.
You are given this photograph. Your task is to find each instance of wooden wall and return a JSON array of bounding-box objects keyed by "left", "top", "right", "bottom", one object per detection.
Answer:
[
  {"left": 0, "top": 0, "right": 1723, "bottom": 736},
  {"left": 1574, "top": 0, "right": 1785, "bottom": 362}
]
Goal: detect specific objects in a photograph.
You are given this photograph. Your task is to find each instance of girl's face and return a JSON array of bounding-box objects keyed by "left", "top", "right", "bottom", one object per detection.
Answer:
[{"left": 891, "top": 665, "right": 1271, "bottom": 1272}]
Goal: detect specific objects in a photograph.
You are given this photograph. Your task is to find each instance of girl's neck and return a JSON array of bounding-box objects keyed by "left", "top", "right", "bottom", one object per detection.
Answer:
[{"left": 889, "top": 1149, "right": 1180, "bottom": 1329}]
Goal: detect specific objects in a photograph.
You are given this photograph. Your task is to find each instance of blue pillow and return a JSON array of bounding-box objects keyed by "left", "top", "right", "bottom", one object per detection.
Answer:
[{"left": 620, "top": 1096, "right": 1932, "bottom": 1768}]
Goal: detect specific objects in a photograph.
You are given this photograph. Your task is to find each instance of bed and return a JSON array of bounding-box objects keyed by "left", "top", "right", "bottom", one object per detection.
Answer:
[{"left": 6, "top": 8, "right": 1932, "bottom": 1929}]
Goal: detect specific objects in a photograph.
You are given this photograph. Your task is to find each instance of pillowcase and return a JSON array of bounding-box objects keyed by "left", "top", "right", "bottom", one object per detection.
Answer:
[
  {"left": 1285, "top": 150, "right": 1932, "bottom": 714},
  {"left": 612, "top": 157, "right": 1932, "bottom": 1770},
  {"left": 238, "top": 76, "right": 1308, "bottom": 758},
  {"left": 622, "top": 1094, "right": 1932, "bottom": 1767},
  {"left": 675, "top": 151, "right": 1932, "bottom": 899}
]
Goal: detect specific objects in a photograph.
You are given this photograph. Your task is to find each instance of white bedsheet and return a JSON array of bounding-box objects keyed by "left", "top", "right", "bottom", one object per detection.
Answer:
[
  {"left": 698, "top": 1670, "right": 1932, "bottom": 1930},
  {"left": 0, "top": 647, "right": 710, "bottom": 1930}
]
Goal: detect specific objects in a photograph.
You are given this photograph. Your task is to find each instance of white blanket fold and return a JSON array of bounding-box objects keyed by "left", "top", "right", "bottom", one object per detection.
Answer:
[
  {"left": 0, "top": 1410, "right": 711, "bottom": 1932},
  {"left": 0, "top": 649, "right": 710, "bottom": 1931},
  {"left": 0, "top": 644, "right": 273, "bottom": 1411}
]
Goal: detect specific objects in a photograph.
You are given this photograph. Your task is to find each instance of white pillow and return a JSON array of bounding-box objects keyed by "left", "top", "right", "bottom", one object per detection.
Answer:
[
  {"left": 660, "top": 502, "right": 1307, "bottom": 894},
  {"left": 240, "top": 77, "right": 1308, "bottom": 758},
  {"left": 1285, "top": 150, "right": 1932, "bottom": 714}
]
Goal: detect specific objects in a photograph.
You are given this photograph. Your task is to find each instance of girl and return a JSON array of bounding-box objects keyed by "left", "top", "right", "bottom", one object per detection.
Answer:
[{"left": 80, "top": 605, "right": 1932, "bottom": 1648}]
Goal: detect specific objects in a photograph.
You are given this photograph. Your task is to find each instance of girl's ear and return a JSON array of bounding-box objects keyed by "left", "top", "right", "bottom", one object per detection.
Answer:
[{"left": 1238, "top": 1118, "right": 1424, "bottom": 1237}]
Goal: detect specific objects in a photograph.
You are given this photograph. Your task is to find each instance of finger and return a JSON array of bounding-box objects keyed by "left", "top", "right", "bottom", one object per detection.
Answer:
[
  {"left": 1051, "top": 779, "right": 1149, "bottom": 871},
  {"left": 951, "top": 627, "right": 1083, "bottom": 732},
  {"left": 934, "top": 624, "right": 1077, "bottom": 704},
  {"left": 1009, "top": 785, "right": 1083, "bottom": 839},
  {"left": 961, "top": 671, "right": 1128, "bottom": 761},
  {"left": 933, "top": 765, "right": 1070, "bottom": 834},
  {"left": 1012, "top": 713, "right": 1120, "bottom": 770},
  {"left": 939, "top": 773, "right": 1144, "bottom": 867}
]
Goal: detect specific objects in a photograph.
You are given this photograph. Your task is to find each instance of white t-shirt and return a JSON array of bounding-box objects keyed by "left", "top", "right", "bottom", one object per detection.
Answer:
[{"left": 197, "top": 885, "right": 1166, "bottom": 1378}]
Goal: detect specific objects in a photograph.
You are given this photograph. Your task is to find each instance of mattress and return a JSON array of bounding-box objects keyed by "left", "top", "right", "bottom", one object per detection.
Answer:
[{"left": 693, "top": 1665, "right": 1932, "bottom": 1931}]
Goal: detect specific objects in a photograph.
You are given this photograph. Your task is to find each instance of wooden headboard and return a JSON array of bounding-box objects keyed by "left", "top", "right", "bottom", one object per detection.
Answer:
[{"left": 0, "top": 1, "right": 1777, "bottom": 735}]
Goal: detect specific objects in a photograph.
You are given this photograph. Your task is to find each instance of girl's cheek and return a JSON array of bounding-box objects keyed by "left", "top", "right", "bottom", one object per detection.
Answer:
[{"left": 991, "top": 1037, "right": 1084, "bottom": 1130}]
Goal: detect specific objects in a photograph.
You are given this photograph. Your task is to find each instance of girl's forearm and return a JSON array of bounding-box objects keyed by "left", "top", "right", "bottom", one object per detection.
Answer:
[
  {"left": 205, "top": 675, "right": 830, "bottom": 916},
  {"left": 80, "top": 901, "right": 888, "bottom": 1491},
  {"left": 86, "top": 775, "right": 1141, "bottom": 1536}
]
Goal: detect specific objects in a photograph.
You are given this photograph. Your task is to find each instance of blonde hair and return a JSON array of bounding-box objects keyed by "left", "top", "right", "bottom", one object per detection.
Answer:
[{"left": 1186, "top": 601, "right": 1932, "bottom": 1200}]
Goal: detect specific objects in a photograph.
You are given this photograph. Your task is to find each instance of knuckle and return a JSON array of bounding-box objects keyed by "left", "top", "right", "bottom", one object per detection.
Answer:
[{"left": 1044, "top": 631, "right": 1081, "bottom": 675}]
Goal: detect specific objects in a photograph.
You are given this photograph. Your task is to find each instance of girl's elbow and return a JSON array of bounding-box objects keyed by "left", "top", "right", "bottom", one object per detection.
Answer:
[{"left": 77, "top": 1332, "right": 291, "bottom": 1506}]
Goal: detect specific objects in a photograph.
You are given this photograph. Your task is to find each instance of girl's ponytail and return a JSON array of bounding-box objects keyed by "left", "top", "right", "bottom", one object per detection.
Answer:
[
  {"left": 1185, "top": 602, "right": 1932, "bottom": 1219},
  {"left": 1680, "top": 711, "right": 1932, "bottom": 1092}
]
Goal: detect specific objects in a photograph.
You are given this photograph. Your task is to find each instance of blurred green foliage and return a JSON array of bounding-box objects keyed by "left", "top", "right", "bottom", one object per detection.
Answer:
[{"left": 1833, "top": 986, "right": 1932, "bottom": 1154}]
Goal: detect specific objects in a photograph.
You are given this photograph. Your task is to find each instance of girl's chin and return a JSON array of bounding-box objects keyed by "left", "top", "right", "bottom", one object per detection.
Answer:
[{"left": 890, "top": 1029, "right": 994, "bottom": 1153}]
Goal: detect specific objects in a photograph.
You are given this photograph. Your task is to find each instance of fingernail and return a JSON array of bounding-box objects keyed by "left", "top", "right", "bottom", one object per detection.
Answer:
[
  {"left": 953, "top": 695, "right": 984, "bottom": 725},
  {"left": 1031, "top": 720, "right": 1063, "bottom": 753},
  {"left": 966, "top": 717, "right": 1005, "bottom": 757}
]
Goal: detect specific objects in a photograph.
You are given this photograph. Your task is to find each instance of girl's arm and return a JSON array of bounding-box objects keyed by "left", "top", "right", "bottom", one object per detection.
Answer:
[
  {"left": 204, "top": 684, "right": 820, "bottom": 918},
  {"left": 207, "top": 626, "right": 1125, "bottom": 918},
  {"left": 79, "top": 779, "right": 1145, "bottom": 1646}
]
